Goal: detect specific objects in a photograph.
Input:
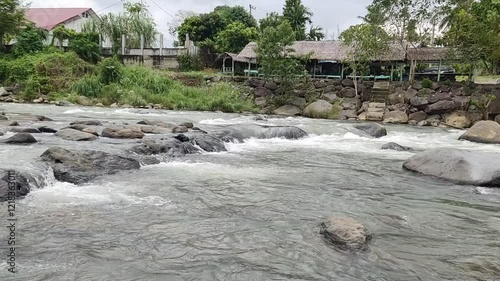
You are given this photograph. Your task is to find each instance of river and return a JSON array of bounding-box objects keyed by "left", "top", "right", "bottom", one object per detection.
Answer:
[{"left": 0, "top": 103, "right": 499, "bottom": 281}]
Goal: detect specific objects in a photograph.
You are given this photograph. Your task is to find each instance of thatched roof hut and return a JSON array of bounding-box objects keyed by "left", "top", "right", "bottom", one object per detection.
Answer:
[{"left": 237, "top": 41, "right": 452, "bottom": 63}]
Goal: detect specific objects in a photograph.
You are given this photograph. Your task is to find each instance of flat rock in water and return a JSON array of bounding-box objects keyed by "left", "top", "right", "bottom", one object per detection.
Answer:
[
  {"left": 36, "top": 115, "right": 53, "bottom": 121},
  {"left": 4, "top": 133, "right": 37, "bottom": 144},
  {"left": 137, "top": 120, "right": 175, "bottom": 129},
  {"left": 0, "top": 115, "right": 8, "bottom": 120},
  {"left": 403, "top": 148, "right": 500, "bottom": 186},
  {"left": 459, "top": 121, "right": 500, "bottom": 144},
  {"left": 320, "top": 217, "right": 372, "bottom": 251},
  {"left": 0, "top": 121, "right": 19, "bottom": 127},
  {"left": 70, "top": 120, "right": 103, "bottom": 126},
  {"left": 40, "top": 147, "right": 141, "bottom": 184},
  {"left": 10, "top": 127, "right": 41, "bottom": 134},
  {"left": 190, "top": 134, "right": 227, "bottom": 152},
  {"left": 381, "top": 142, "right": 411, "bottom": 151},
  {"left": 260, "top": 126, "right": 308, "bottom": 139},
  {"left": 102, "top": 127, "right": 144, "bottom": 139},
  {"left": 172, "top": 126, "right": 188, "bottom": 134},
  {"left": 55, "top": 128, "right": 97, "bottom": 141},
  {"left": 38, "top": 126, "right": 58, "bottom": 133},
  {"left": 353, "top": 123, "right": 387, "bottom": 138},
  {"left": 179, "top": 122, "right": 194, "bottom": 129}
]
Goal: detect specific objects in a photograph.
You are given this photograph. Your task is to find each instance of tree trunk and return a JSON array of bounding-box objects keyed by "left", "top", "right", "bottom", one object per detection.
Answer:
[{"left": 0, "top": 33, "right": 5, "bottom": 52}]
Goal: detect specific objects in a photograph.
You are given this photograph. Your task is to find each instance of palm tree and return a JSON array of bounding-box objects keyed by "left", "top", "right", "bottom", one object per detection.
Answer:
[
  {"left": 283, "top": 0, "right": 313, "bottom": 40},
  {"left": 306, "top": 26, "right": 324, "bottom": 41}
]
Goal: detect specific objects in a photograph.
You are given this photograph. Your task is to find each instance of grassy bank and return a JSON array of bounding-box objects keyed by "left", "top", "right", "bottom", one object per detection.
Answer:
[{"left": 0, "top": 51, "right": 256, "bottom": 113}]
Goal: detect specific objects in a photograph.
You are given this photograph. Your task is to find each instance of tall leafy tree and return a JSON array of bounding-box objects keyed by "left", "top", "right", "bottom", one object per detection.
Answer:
[
  {"left": 256, "top": 21, "right": 305, "bottom": 79},
  {"left": 0, "top": 0, "right": 25, "bottom": 51},
  {"left": 259, "top": 12, "right": 284, "bottom": 31},
  {"left": 177, "top": 12, "right": 226, "bottom": 49},
  {"left": 340, "top": 24, "right": 390, "bottom": 95},
  {"left": 306, "top": 26, "right": 325, "bottom": 41},
  {"left": 282, "top": 0, "right": 313, "bottom": 40},
  {"left": 215, "top": 22, "right": 258, "bottom": 53},
  {"left": 12, "top": 24, "right": 48, "bottom": 56},
  {"left": 214, "top": 5, "right": 257, "bottom": 28},
  {"left": 83, "top": 1, "right": 158, "bottom": 54}
]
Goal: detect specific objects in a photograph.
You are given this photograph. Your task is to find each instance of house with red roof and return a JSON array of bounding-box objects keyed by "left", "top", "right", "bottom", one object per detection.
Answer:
[{"left": 25, "top": 8, "right": 99, "bottom": 32}]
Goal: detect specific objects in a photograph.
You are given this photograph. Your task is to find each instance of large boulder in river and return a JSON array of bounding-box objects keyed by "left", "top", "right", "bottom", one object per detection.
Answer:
[
  {"left": 55, "top": 128, "right": 97, "bottom": 141},
  {"left": 383, "top": 111, "right": 408, "bottom": 124},
  {"left": 459, "top": 121, "right": 500, "bottom": 144},
  {"left": 303, "top": 100, "right": 333, "bottom": 118},
  {"left": 3, "top": 133, "right": 37, "bottom": 144},
  {"left": 403, "top": 148, "right": 500, "bottom": 186},
  {"left": 40, "top": 147, "right": 141, "bottom": 184},
  {"left": 131, "top": 138, "right": 200, "bottom": 157},
  {"left": 260, "top": 126, "right": 308, "bottom": 139},
  {"left": 190, "top": 134, "right": 227, "bottom": 152},
  {"left": 353, "top": 123, "right": 387, "bottom": 138},
  {"left": 495, "top": 115, "right": 500, "bottom": 124},
  {"left": 0, "top": 169, "right": 36, "bottom": 202},
  {"left": 320, "top": 217, "right": 371, "bottom": 251},
  {"left": 273, "top": 105, "right": 301, "bottom": 116},
  {"left": 102, "top": 127, "right": 144, "bottom": 139}
]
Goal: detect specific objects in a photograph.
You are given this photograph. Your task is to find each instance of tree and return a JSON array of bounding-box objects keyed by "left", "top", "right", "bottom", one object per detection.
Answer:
[
  {"left": 12, "top": 24, "right": 48, "bottom": 56},
  {"left": 83, "top": 1, "right": 158, "bottom": 54},
  {"left": 282, "top": 0, "right": 313, "bottom": 41},
  {"left": 259, "top": 12, "right": 284, "bottom": 31},
  {"left": 256, "top": 21, "right": 306, "bottom": 80},
  {"left": 214, "top": 5, "right": 257, "bottom": 28},
  {"left": 340, "top": 24, "right": 390, "bottom": 95},
  {"left": 0, "top": 0, "right": 25, "bottom": 51},
  {"left": 69, "top": 32, "right": 101, "bottom": 64},
  {"left": 168, "top": 10, "right": 197, "bottom": 38},
  {"left": 177, "top": 12, "right": 226, "bottom": 50},
  {"left": 215, "top": 22, "right": 258, "bottom": 53},
  {"left": 444, "top": 0, "right": 500, "bottom": 74},
  {"left": 306, "top": 26, "right": 325, "bottom": 41}
]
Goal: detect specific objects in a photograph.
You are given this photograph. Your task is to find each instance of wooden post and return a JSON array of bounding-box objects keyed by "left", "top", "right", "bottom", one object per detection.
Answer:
[
  {"left": 400, "top": 65, "right": 403, "bottom": 82},
  {"left": 121, "top": 34, "right": 126, "bottom": 55},
  {"left": 98, "top": 34, "right": 102, "bottom": 50},
  {"left": 390, "top": 63, "right": 394, "bottom": 82},
  {"left": 223, "top": 57, "right": 227, "bottom": 73},
  {"left": 140, "top": 34, "right": 145, "bottom": 56},
  {"left": 437, "top": 59, "right": 442, "bottom": 82},
  {"left": 231, "top": 58, "right": 235, "bottom": 76},
  {"left": 341, "top": 63, "right": 344, "bottom": 79}
]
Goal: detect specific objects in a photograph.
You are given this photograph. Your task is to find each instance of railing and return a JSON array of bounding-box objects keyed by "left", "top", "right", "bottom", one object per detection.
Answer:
[{"left": 223, "top": 67, "right": 233, "bottom": 73}]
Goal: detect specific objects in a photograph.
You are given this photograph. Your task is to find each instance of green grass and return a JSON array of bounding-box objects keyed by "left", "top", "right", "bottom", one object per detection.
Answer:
[{"left": 71, "top": 65, "right": 256, "bottom": 113}]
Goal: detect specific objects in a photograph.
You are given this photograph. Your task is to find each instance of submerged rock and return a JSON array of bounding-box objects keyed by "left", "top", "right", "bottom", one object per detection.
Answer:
[
  {"left": 55, "top": 128, "right": 97, "bottom": 141},
  {"left": 172, "top": 126, "right": 188, "bottom": 133},
  {"left": 403, "top": 148, "right": 500, "bottom": 186},
  {"left": 137, "top": 120, "right": 175, "bottom": 129},
  {"left": 4, "top": 133, "right": 37, "bottom": 144},
  {"left": 10, "top": 127, "right": 41, "bottom": 134},
  {"left": 0, "top": 115, "right": 8, "bottom": 120},
  {"left": 260, "top": 126, "right": 308, "bottom": 139},
  {"left": 38, "top": 126, "right": 58, "bottom": 133},
  {"left": 179, "top": 122, "right": 194, "bottom": 129},
  {"left": 353, "top": 123, "right": 387, "bottom": 138},
  {"left": 70, "top": 120, "right": 103, "bottom": 126},
  {"left": 102, "top": 127, "right": 144, "bottom": 139},
  {"left": 320, "top": 217, "right": 372, "bottom": 251},
  {"left": 131, "top": 138, "right": 200, "bottom": 157},
  {"left": 35, "top": 115, "right": 53, "bottom": 121},
  {"left": 381, "top": 142, "right": 411, "bottom": 151},
  {"left": 459, "top": 121, "right": 500, "bottom": 144},
  {"left": 40, "top": 147, "right": 141, "bottom": 184},
  {"left": 190, "top": 134, "right": 227, "bottom": 152}
]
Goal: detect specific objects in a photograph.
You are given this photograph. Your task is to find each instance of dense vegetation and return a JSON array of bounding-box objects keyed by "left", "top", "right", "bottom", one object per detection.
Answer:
[{"left": 0, "top": 52, "right": 255, "bottom": 112}]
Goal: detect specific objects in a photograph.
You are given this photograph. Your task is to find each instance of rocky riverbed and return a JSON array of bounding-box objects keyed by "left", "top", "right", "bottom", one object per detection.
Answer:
[{"left": 0, "top": 103, "right": 499, "bottom": 281}]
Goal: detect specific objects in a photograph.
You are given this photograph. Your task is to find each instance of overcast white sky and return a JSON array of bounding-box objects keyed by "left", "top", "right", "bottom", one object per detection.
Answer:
[{"left": 30, "top": 0, "right": 372, "bottom": 47}]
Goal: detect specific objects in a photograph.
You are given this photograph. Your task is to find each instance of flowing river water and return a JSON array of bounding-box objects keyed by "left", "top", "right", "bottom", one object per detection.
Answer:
[{"left": 0, "top": 103, "right": 500, "bottom": 281}]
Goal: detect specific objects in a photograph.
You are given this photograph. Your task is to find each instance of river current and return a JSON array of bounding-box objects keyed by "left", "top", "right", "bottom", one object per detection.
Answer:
[{"left": 0, "top": 104, "right": 499, "bottom": 281}]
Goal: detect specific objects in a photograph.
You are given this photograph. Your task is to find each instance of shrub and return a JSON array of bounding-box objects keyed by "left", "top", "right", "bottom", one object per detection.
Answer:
[
  {"left": 421, "top": 78, "right": 433, "bottom": 89},
  {"left": 69, "top": 32, "right": 101, "bottom": 64},
  {"left": 177, "top": 54, "right": 204, "bottom": 72},
  {"left": 100, "top": 84, "right": 123, "bottom": 105},
  {"left": 98, "top": 57, "right": 122, "bottom": 84},
  {"left": 71, "top": 75, "right": 102, "bottom": 98}
]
